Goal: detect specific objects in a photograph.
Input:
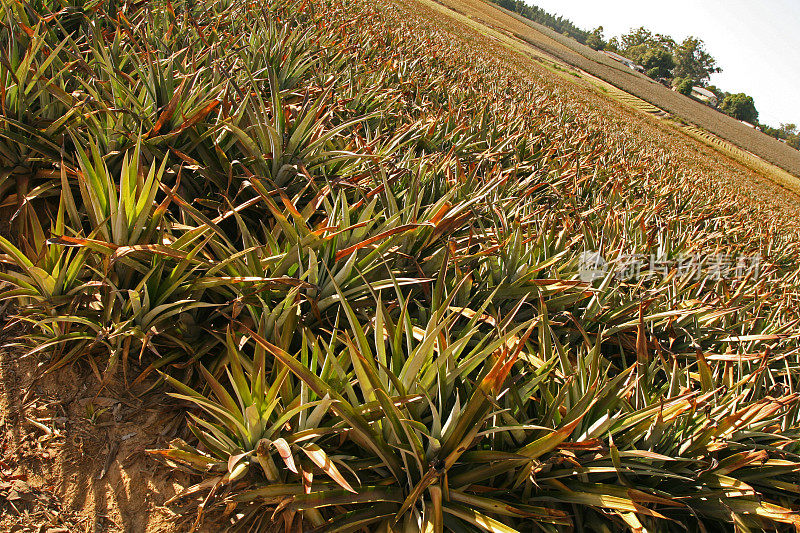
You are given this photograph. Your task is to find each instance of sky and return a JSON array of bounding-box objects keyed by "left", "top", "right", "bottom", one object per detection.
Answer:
[{"left": 523, "top": 0, "right": 800, "bottom": 128}]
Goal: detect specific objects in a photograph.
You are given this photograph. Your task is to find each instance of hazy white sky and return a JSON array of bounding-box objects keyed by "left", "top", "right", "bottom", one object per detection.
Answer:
[{"left": 523, "top": 0, "right": 800, "bottom": 128}]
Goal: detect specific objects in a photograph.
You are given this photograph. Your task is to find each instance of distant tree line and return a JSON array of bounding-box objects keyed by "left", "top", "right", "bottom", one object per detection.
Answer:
[
  {"left": 761, "top": 124, "right": 800, "bottom": 150},
  {"left": 492, "top": 0, "right": 589, "bottom": 43},
  {"left": 490, "top": 1, "right": 798, "bottom": 150}
]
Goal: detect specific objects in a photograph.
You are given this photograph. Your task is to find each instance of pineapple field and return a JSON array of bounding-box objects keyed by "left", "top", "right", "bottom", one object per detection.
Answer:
[
  {"left": 1, "top": 0, "right": 800, "bottom": 531},
  {"left": 438, "top": 0, "right": 800, "bottom": 180}
]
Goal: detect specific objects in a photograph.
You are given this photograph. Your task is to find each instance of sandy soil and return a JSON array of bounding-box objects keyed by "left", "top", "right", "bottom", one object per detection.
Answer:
[{"left": 0, "top": 327, "right": 191, "bottom": 533}]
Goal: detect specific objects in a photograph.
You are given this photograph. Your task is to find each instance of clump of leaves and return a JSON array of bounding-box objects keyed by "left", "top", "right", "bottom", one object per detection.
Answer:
[{"left": 1, "top": 0, "right": 799, "bottom": 531}]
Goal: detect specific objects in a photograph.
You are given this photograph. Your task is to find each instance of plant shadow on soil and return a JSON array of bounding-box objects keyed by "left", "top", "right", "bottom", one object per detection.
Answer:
[{"left": 0, "top": 324, "right": 194, "bottom": 533}]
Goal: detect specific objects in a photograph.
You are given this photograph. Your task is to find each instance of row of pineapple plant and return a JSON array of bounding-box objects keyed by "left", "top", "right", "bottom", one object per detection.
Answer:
[{"left": 1, "top": 0, "right": 799, "bottom": 530}]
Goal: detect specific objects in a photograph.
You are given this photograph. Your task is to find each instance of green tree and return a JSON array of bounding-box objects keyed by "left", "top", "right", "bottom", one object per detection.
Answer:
[
  {"left": 672, "top": 37, "right": 721, "bottom": 84},
  {"left": 615, "top": 27, "right": 676, "bottom": 74},
  {"left": 619, "top": 27, "right": 675, "bottom": 52},
  {"left": 720, "top": 93, "right": 759, "bottom": 124},
  {"left": 675, "top": 78, "right": 694, "bottom": 96},
  {"left": 624, "top": 43, "right": 650, "bottom": 65},
  {"left": 586, "top": 26, "right": 606, "bottom": 50},
  {"left": 780, "top": 124, "right": 800, "bottom": 149},
  {"left": 641, "top": 48, "right": 675, "bottom": 79},
  {"left": 620, "top": 27, "right": 654, "bottom": 49}
]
